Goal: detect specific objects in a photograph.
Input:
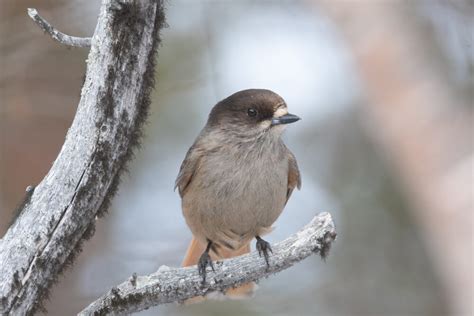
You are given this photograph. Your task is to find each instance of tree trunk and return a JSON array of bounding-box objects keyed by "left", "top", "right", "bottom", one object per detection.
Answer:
[{"left": 0, "top": 1, "right": 165, "bottom": 314}]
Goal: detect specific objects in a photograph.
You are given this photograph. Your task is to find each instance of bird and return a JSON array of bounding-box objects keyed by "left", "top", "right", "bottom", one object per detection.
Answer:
[{"left": 175, "top": 89, "right": 301, "bottom": 300}]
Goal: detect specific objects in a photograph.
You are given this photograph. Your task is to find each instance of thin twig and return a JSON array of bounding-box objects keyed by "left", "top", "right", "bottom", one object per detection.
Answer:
[
  {"left": 79, "top": 212, "right": 337, "bottom": 315},
  {"left": 27, "top": 8, "right": 92, "bottom": 47}
]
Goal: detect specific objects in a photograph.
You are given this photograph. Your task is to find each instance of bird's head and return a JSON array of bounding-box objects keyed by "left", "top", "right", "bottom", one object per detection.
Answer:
[{"left": 207, "top": 89, "right": 300, "bottom": 137}]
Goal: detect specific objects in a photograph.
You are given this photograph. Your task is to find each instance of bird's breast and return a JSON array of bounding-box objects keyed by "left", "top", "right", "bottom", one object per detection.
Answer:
[
  {"left": 182, "top": 141, "right": 289, "bottom": 240},
  {"left": 200, "top": 144, "right": 287, "bottom": 202}
]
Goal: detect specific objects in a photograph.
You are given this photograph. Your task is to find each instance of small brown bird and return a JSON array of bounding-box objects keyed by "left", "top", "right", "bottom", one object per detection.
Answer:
[{"left": 176, "top": 89, "right": 301, "bottom": 299}]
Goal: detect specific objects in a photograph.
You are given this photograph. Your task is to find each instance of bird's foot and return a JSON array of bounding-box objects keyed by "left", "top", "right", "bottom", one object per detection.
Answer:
[
  {"left": 256, "top": 236, "right": 273, "bottom": 269},
  {"left": 198, "top": 248, "right": 214, "bottom": 285}
]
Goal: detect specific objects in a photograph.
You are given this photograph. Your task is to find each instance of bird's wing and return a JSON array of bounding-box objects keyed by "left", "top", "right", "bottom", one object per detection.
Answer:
[
  {"left": 286, "top": 149, "right": 301, "bottom": 203},
  {"left": 175, "top": 142, "right": 204, "bottom": 198}
]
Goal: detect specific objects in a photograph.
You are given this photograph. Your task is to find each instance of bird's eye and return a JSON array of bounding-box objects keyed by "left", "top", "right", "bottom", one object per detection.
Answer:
[{"left": 247, "top": 108, "right": 258, "bottom": 117}]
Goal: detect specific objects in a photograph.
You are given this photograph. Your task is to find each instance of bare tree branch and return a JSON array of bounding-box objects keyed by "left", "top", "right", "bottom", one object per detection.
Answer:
[
  {"left": 79, "top": 212, "right": 337, "bottom": 315},
  {"left": 0, "top": 1, "right": 165, "bottom": 314},
  {"left": 27, "top": 8, "right": 92, "bottom": 47}
]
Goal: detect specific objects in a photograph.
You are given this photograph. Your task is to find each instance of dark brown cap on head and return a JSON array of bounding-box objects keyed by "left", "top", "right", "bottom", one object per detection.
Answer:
[{"left": 207, "top": 89, "right": 287, "bottom": 128}]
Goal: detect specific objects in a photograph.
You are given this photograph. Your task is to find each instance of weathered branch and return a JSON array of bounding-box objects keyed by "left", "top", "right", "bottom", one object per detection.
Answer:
[
  {"left": 0, "top": 1, "right": 165, "bottom": 314},
  {"left": 79, "top": 212, "right": 336, "bottom": 315},
  {"left": 27, "top": 8, "right": 92, "bottom": 47}
]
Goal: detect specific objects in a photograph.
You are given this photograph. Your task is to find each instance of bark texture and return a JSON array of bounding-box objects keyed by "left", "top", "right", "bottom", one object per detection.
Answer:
[
  {"left": 79, "top": 212, "right": 336, "bottom": 316},
  {"left": 0, "top": 1, "right": 165, "bottom": 314}
]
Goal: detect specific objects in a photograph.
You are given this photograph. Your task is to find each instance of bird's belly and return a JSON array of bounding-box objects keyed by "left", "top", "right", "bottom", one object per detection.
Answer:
[{"left": 182, "top": 156, "right": 288, "bottom": 249}]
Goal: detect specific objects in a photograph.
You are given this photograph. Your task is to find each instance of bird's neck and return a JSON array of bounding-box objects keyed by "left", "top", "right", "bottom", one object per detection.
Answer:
[{"left": 203, "top": 126, "right": 285, "bottom": 157}]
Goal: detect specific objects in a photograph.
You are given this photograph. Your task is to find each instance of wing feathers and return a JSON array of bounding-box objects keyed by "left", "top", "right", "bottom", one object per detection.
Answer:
[
  {"left": 286, "top": 150, "right": 301, "bottom": 202},
  {"left": 175, "top": 144, "right": 203, "bottom": 197}
]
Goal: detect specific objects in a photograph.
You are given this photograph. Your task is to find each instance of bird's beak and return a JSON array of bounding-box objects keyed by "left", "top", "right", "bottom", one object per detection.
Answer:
[{"left": 271, "top": 113, "right": 301, "bottom": 126}]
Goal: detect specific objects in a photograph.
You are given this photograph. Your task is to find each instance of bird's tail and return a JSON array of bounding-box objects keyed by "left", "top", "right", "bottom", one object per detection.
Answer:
[{"left": 182, "top": 236, "right": 256, "bottom": 303}]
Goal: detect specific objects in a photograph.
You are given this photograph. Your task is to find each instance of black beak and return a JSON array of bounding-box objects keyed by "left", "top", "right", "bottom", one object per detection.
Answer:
[{"left": 271, "top": 113, "right": 301, "bottom": 126}]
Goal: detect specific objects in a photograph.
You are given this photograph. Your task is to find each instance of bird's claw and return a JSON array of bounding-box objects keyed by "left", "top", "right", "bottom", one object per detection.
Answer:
[
  {"left": 256, "top": 236, "right": 273, "bottom": 268},
  {"left": 198, "top": 251, "right": 214, "bottom": 285}
]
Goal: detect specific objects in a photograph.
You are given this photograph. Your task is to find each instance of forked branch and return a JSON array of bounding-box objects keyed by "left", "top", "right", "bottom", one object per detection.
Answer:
[{"left": 0, "top": 1, "right": 165, "bottom": 314}]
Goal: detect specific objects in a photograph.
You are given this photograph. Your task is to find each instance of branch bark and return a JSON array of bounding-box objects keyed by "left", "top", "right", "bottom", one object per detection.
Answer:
[
  {"left": 27, "top": 8, "right": 92, "bottom": 47},
  {"left": 0, "top": 1, "right": 165, "bottom": 314},
  {"left": 79, "top": 212, "right": 336, "bottom": 315}
]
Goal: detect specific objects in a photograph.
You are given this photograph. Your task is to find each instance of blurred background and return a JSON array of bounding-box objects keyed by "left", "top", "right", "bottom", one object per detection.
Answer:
[{"left": 0, "top": 0, "right": 472, "bottom": 315}]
